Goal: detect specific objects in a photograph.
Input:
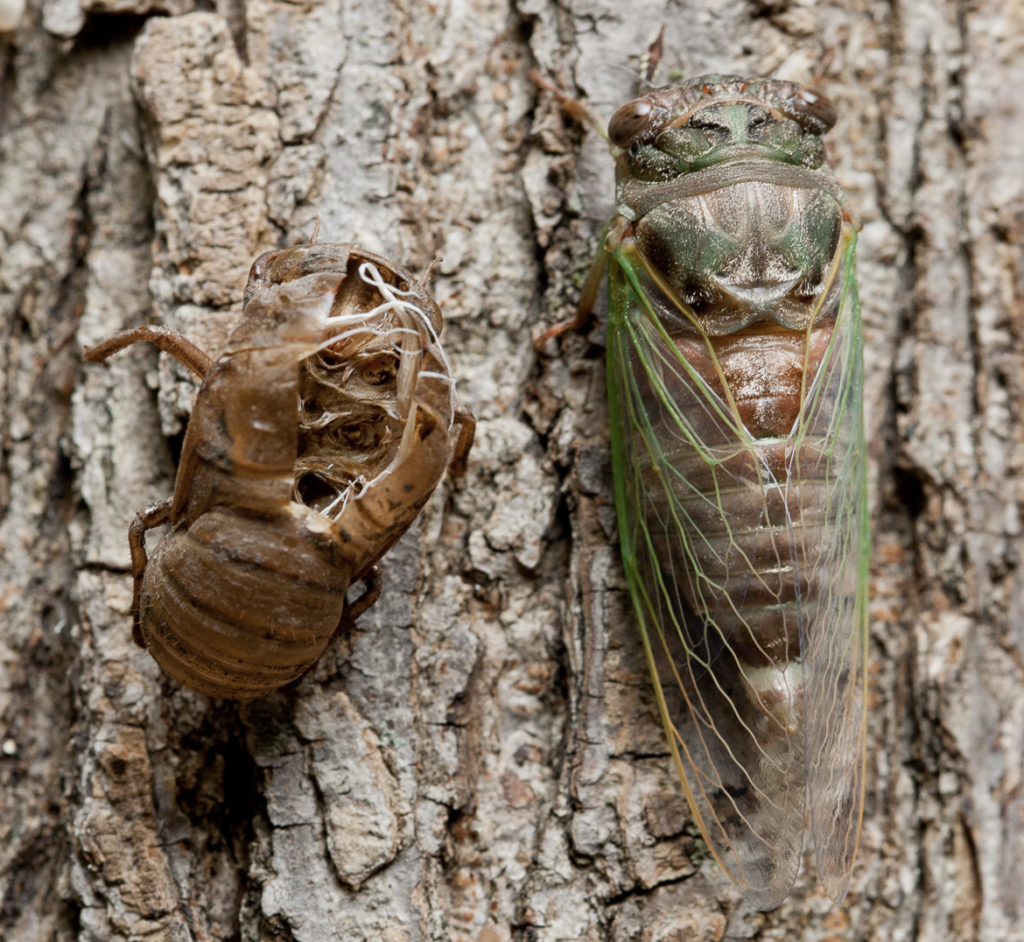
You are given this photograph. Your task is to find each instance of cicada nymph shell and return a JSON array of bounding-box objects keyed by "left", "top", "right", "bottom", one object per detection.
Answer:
[
  {"left": 539, "top": 73, "right": 868, "bottom": 909},
  {"left": 85, "top": 243, "right": 473, "bottom": 700}
]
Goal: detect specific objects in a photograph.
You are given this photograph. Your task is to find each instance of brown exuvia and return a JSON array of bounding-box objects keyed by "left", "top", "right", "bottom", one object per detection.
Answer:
[{"left": 84, "top": 244, "right": 474, "bottom": 699}]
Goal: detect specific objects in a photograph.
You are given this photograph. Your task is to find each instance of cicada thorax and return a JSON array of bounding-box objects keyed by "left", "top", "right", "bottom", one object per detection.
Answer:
[
  {"left": 610, "top": 77, "right": 851, "bottom": 739},
  {"left": 137, "top": 245, "right": 457, "bottom": 699}
]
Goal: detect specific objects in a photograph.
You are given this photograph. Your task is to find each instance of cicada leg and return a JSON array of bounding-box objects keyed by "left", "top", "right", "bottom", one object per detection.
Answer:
[
  {"left": 448, "top": 405, "right": 477, "bottom": 480},
  {"left": 127, "top": 498, "right": 173, "bottom": 648},
  {"left": 532, "top": 244, "right": 609, "bottom": 351},
  {"left": 336, "top": 565, "right": 384, "bottom": 634},
  {"left": 83, "top": 325, "right": 213, "bottom": 380}
]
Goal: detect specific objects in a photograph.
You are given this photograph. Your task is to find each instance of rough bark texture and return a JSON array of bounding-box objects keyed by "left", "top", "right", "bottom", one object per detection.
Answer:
[{"left": 0, "top": 0, "right": 1022, "bottom": 940}]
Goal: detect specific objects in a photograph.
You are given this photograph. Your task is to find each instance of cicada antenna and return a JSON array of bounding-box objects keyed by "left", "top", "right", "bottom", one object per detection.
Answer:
[
  {"left": 420, "top": 256, "right": 443, "bottom": 286},
  {"left": 293, "top": 212, "right": 323, "bottom": 246},
  {"left": 609, "top": 62, "right": 650, "bottom": 99},
  {"left": 810, "top": 47, "right": 836, "bottom": 89}
]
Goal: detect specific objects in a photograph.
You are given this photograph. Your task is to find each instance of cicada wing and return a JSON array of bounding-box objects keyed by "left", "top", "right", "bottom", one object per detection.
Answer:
[
  {"left": 608, "top": 254, "right": 806, "bottom": 910},
  {"left": 787, "top": 228, "right": 868, "bottom": 902}
]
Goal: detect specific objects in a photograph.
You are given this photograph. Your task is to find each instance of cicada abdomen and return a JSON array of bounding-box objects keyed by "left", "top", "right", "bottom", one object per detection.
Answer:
[
  {"left": 592, "top": 76, "right": 869, "bottom": 908},
  {"left": 85, "top": 244, "right": 474, "bottom": 700}
]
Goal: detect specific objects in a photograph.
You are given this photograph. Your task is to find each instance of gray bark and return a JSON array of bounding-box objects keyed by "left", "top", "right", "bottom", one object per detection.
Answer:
[{"left": 0, "top": 0, "right": 1021, "bottom": 940}]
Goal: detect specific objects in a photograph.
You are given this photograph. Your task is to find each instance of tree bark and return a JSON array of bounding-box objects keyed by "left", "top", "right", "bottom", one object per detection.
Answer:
[{"left": 1, "top": 0, "right": 1021, "bottom": 940}]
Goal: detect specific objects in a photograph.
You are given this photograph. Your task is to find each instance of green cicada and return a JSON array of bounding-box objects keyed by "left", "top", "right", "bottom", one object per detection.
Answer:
[{"left": 541, "top": 75, "right": 868, "bottom": 909}]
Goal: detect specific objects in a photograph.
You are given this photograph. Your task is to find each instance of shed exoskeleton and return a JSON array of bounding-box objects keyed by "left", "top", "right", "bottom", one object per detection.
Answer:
[{"left": 85, "top": 243, "right": 474, "bottom": 700}]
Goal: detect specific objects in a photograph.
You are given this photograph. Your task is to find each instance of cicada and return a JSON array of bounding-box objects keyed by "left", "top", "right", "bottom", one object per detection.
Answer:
[
  {"left": 85, "top": 243, "right": 474, "bottom": 700},
  {"left": 540, "top": 75, "right": 868, "bottom": 908}
]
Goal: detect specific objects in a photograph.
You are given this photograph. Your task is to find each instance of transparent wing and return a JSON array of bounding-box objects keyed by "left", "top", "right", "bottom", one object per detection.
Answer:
[
  {"left": 788, "top": 231, "right": 868, "bottom": 901},
  {"left": 607, "top": 227, "right": 866, "bottom": 910}
]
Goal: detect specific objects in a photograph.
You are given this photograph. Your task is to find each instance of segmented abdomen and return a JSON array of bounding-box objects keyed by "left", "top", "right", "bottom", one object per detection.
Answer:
[
  {"left": 141, "top": 509, "right": 352, "bottom": 699},
  {"left": 638, "top": 323, "right": 841, "bottom": 733},
  {"left": 650, "top": 438, "right": 832, "bottom": 667}
]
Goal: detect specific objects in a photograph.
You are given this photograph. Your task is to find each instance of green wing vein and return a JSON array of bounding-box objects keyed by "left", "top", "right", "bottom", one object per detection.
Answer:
[{"left": 608, "top": 229, "right": 868, "bottom": 909}]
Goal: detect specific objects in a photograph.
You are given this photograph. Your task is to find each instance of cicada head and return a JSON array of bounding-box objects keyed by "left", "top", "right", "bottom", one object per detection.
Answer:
[
  {"left": 610, "top": 75, "right": 846, "bottom": 338},
  {"left": 244, "top": 243, "right": 443, "bottom": 338},
  {"left": 609, "top": 75, "right": 835, "bottom": 172}
]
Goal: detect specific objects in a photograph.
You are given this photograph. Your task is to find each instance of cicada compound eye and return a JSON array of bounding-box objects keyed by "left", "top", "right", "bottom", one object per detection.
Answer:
[
  {"left": 608, "top": 98, "right": 656, "bottom": 148},
  {"left": 249, "top": 249, "right": 277, "bottom": 283},
  {"left": 785, "top": 86, "right": 837, "bottom": 135}
]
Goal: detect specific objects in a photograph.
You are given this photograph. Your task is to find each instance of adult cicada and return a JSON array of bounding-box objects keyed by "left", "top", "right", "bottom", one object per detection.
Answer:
[{"left": 538, "top": 75, "right": 868, "bottom": 909}]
